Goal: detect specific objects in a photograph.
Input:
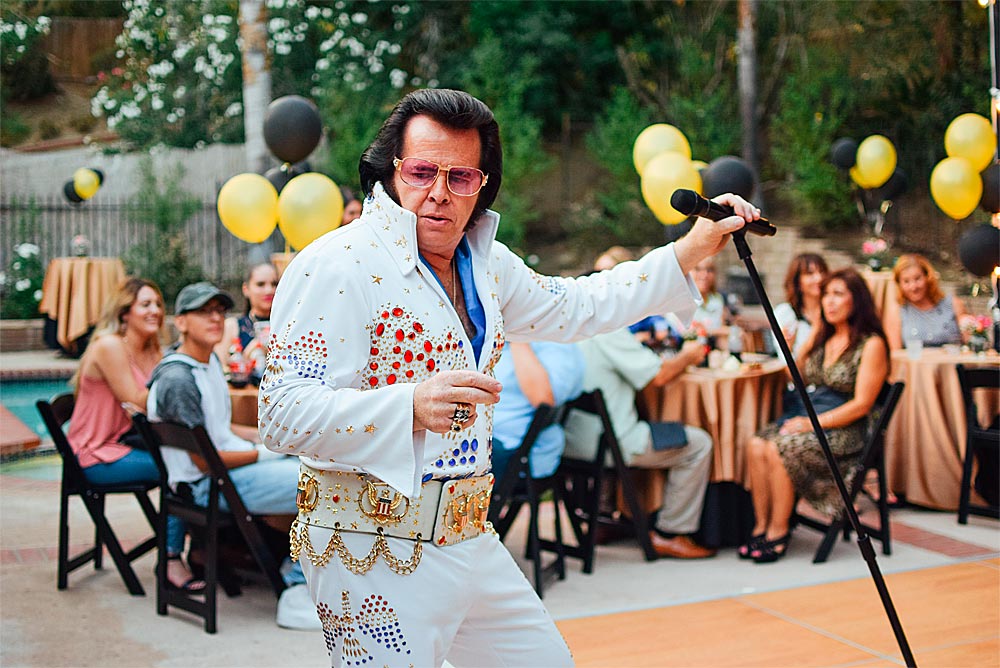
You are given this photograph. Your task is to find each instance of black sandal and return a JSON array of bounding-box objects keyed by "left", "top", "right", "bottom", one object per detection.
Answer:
[
  {"left": 165, "top": 554, "right": 207, "bottom": 593},
  {"left": 752, "top": 533, "right": 791, "bottom": 564},
  {"left": 738, "top": 533, "right": 766, "bottom": 560}
]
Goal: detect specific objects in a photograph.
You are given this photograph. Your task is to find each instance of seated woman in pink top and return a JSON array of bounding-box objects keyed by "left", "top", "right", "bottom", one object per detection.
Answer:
[{"left": 67, "top": 277, "right": 202, "bottom": 591}]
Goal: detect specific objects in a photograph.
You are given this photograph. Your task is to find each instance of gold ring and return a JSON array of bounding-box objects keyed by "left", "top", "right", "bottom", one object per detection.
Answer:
[{"left": 450, "top": 403, "right": 472, "bottom": 432}]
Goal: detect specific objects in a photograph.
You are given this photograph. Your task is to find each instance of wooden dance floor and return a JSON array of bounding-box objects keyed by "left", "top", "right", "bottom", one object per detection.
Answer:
[{"left": 557, "top": 560, "right": 999, "bottom": 667}]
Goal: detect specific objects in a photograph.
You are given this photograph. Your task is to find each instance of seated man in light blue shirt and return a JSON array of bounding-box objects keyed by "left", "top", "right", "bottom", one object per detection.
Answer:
[{"left": 491, "top": 342, "right": 584, "bottom": 483}]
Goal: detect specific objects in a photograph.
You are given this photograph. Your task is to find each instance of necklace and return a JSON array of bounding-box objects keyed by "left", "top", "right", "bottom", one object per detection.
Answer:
[{"left": 450, "top": 258, "right": 458, "bottom": 306}]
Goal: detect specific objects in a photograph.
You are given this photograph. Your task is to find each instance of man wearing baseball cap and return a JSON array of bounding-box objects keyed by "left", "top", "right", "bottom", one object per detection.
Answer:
[{"left": 147, "top": 282, "right": 318, "bottom": 629}]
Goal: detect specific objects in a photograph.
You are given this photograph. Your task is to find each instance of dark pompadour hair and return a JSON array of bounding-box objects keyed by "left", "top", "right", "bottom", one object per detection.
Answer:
[{"left": 358, "top": 89, "right": 502, "bottom": 225}]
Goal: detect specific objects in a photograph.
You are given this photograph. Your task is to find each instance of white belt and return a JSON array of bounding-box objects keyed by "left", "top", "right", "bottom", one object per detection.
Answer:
[{"left": 290, "top": 464, "right": 495, "bottom": 575}]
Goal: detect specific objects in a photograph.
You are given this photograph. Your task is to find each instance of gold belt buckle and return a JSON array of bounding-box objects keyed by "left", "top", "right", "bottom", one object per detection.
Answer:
[
  {"left": 296, "top": 473, "right": 320, "bottom": 513},
  {"left": 445, "top": 486, "right": 492, "bottom": 533},
  {"left": 358, "top": 479, "right": 409, "bottom": 525}
]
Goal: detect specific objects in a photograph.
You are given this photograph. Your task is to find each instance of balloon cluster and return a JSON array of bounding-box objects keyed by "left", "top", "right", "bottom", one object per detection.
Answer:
[
  {"left": 63, "top": 168, "right": 104, "bottom": 204},
  {"left": 634, "top": 124, "right": 755, "bottom": 225},
  {"left": 930, "top": 113, "right": 996, "bottom": 220},
  {"left": 937, "top": 112, "right": 1000, "bottom": 277},
  {"left": 217, "top": 95, "right": 344, "bottom": 251},
  {"left": 830, "top": 135, "right": 906, "bottom": 198}
]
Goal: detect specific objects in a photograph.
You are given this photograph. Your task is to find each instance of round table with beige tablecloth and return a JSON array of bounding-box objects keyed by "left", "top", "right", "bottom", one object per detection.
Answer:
[
  {"left": 640, "top": 357, "right": 787, "bottom": 485},
  {"left": 38, "top": 257, "right": 126, "bottom": 354},
  {"left": 885, "top": 348, "right": 999, "bottom": 511}
]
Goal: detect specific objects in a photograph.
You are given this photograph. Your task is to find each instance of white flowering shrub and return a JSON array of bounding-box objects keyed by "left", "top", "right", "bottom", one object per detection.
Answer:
[
  {"left": 1, "top": 10, "right": 55, "bottom": 102},
  {"left": 90, "top": 0, "right": 424, "bottom": 161},
  {"left": 91, "top": 0, "right": 245, "bottom": 148},
  {"left": 1, "top": 242, "right": 45, "bottom": 320}
]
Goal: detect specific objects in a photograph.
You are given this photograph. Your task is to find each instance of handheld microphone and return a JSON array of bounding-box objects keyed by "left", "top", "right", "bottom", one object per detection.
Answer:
[{"left": 670, "top": 189, "right": 777, "bottom": 237}]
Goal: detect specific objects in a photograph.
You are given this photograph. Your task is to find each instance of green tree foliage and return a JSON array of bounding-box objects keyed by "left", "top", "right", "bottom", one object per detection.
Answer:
[
  {"left": 581, "top": 87, "right": 659, "bottom": 245},
  {"left": 769, "top": 67, "right": 857, "bottom": 228},
  {"left": 122, "top": 159, "right": 204, "bottom": 303},
  {"left": 91, "top": 0, "right": 991, "bottom": 244},
  {"left": 456, "top": 34, "right": 552, "bottom": 250}
]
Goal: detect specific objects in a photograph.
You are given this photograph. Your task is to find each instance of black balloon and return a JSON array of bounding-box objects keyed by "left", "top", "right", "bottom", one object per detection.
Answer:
[
  {"left": 875, "top": 168, "right": 908, "bottom": 202},
  {"left": 980, "top": 163, "right": 999, "bottom": 214},
  {"left": 830, "top": 137, "right": 858, "bottom": 170},
  {"left": 63, "top": 180, "right": 83, "bottom": 204},
  {"left": 91, "top": 168, "right": 105, "bottom": 185},
  {"left": 701, "top": 156, "right": 755, "bottom": 199},
  {"left": 263, "top": 96, "right": 323, "bottom": 164},
  {"left": 958, "top": 224, "right": 1000, "bottom": 276},
  {"left": 264, "top": 163, "right": 304, "bottom": 194}
]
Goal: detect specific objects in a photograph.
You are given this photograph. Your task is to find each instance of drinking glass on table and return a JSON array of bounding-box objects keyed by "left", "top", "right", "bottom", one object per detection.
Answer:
[{"left": 904, "top": 328, "right": 923, "bottom": 360}]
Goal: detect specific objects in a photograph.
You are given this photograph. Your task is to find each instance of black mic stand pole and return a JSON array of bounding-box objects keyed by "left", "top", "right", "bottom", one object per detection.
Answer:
[{"left": 729, "top": 229, "right": 917, "bottom": 668}]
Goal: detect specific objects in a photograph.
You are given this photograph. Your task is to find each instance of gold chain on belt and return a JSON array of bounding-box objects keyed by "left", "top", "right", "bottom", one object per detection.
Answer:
[{"left": 289, "top": 519, "right": 423, "bottom": 576}]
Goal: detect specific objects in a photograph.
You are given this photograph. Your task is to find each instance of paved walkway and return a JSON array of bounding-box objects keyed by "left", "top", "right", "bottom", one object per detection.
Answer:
[{"left": 1, "top": 444, "right": 997, "bottom": 666}]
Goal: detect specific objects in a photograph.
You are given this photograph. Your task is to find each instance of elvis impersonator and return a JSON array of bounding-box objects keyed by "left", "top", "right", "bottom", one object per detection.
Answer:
[{"left": 260, "top": 88, "right": 758, "bottom": 667}]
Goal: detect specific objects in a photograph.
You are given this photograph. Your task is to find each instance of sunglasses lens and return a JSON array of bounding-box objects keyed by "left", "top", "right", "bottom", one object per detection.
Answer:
[
  {"left": 400, "top": 158, "right": 438, "bottom": 187},
  {"left": 446, "top": 168, "right": 482, "bottom": 196},
  {"left": 398, "top": 158, "right": 484, "bottom": 196}
]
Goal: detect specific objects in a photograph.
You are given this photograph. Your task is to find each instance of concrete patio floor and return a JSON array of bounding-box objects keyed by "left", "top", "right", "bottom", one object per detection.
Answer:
[{"left": 1, "top": 349, "right": 997, "bottom": 666}]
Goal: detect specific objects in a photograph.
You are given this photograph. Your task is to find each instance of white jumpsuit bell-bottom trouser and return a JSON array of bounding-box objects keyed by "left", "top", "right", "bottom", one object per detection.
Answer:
[{"left": 299, "top": 525, "right": 575, "bottom": 668}]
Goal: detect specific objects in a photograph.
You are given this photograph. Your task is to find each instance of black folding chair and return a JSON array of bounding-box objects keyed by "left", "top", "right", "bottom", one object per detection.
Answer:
[
  {"left": 132, "top": 413, "right": 286, "bottom": 633},
  {"left": 37, "top": 394, "right": 158, "bottom": 596},
  {"left": 555, "top": 390, "right": 658, "bottom": 574},
  {"left": 488, "top": 403, "right": 568, "bottom": 597},
  {"left": 794, "top": 382, "right": 904, "bottom": 563},
  {"left": 956, "top": 365, "right": 1000, "bottom": 524}
]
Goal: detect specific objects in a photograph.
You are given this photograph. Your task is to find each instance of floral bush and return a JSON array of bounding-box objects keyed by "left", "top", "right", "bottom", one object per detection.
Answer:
[
  {"left": 0, "top": 10, "right": 53, "bottom": 99},
  {"left": 1, "top": 243, "right": 45, "bottom": 319}
]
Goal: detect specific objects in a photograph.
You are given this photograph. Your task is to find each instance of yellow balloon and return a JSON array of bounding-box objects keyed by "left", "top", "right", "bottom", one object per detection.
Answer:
[
  {"left": 945, "top": 113, "right": 996, "bottom": 173},
  {"left": 277, "top": 173, "right": 344, "bottom": 250},
  {"left": 855, "top": 135, "right": 896, "bottom": 189},
  {"left": 930, "top": 157, "right": 983, "bottom": 220},
  {"left": 73, "top": 168, "right": 100, "bottom": 200},
  {"left": 640, "top": 151, "right": 702, "bottom": 225},
  {"left": 691, "top": 159, "right": 709, "bottom": 172},
  {"left": 217, "top": 173, "right": 279, "bottom": 243},
  {"left": 849, "top": 165, "right": 878, "bottom": 189},
  {"left": 633, "top": 124, "right": 692, "bottom": 176}
]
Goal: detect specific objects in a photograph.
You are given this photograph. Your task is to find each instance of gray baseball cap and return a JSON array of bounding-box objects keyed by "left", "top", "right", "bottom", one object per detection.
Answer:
[{"left": 174, "top": 282, "right": 235, "bottom": 315}]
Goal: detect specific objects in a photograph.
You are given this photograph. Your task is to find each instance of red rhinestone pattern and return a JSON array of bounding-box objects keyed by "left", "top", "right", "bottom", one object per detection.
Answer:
[{"left": 364, "top": 303, "right": 465, "bottom": 389}]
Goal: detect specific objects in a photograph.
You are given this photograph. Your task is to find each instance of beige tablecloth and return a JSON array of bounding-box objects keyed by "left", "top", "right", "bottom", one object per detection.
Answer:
[
  {"left": 640, "top": 358, "right": 787, "bottom": 485},
  {"left": 229, "top": 385, "right": 260, "bottom": 427},
  {"left": 38, "top": 257, "right": 126, "bottom": 352},
  {"left": 862, "top": 267, "right": 898, "bottom": 319},
  {"left": 885, "top": 348, "right": 999, "bottom": 511}
]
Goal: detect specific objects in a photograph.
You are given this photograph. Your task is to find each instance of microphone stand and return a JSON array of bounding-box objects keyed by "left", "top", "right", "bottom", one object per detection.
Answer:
[{"left": 729, "top": 229, "right": 917, "bottom": 668}]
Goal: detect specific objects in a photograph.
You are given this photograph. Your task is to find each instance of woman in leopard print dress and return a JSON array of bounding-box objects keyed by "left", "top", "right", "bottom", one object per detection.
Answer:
[{"left": 742, "top": 268, "right": 889, "bottom": 563}]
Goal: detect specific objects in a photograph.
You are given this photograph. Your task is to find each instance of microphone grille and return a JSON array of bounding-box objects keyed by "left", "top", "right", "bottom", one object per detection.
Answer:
[{"left": 669, "top": 189, "right": 699, "bottom": 216}]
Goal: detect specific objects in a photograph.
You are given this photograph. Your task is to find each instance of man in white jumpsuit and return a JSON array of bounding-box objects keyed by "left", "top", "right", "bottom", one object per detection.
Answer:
[{"left": 260, "top": 88, "right": 758, "bottom": 667}]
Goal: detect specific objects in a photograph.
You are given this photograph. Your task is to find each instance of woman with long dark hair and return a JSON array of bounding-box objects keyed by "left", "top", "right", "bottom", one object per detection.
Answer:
[
  {"left": 740, "top": 268, "right": 889, "bottom": 563},
  {"left": 773, "top": 253, "right": 829, "bottom": 360},
  {"left": 67, "top": 277, "right": 202, "bottom": 590}
]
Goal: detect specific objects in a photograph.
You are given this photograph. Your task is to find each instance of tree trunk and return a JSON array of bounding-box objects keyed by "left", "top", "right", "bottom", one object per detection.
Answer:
[
  {"left": 239, "top": 0, "right": 271, "bottom": 175},
  {"left": 238, "top": 0, "right": 274, "bottom": 261},
  {"left": 737, "top": 0, "right": 761, "bottom": 206}
]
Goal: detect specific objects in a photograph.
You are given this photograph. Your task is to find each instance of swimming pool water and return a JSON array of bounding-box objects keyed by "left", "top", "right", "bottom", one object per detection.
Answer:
[{"left": 1, "top": 379, "right": 73, "bottom": 438}]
